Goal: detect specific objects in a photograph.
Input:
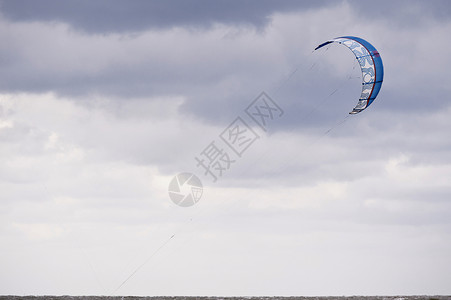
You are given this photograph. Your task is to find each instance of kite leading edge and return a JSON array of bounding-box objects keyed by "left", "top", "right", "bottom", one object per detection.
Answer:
[{"left": 315, "top": 36, "right": 384, "bottom": 114}]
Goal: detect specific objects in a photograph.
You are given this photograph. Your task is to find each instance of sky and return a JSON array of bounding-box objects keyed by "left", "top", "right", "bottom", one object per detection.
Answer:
[{"left": 1, "top": 0, "right": 451, "bottom": 296}]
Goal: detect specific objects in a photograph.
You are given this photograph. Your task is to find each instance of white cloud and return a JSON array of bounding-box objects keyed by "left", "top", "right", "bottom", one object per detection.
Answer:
[
  {"left": 12, "top": 222, "right": 65, "bottom": 240},
  {"left": 1, "top": 1, "right": 451, "bottom": 296}
]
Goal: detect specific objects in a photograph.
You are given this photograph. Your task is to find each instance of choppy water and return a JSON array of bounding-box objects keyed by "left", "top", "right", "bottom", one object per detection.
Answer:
[{"left": 1, "top": 296, "right": 451, "bottom": 300}]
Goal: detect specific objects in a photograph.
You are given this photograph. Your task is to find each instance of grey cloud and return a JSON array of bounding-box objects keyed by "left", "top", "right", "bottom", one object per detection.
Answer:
[
  {"left": 1, "top": 0, "right": 450, "bottom": 129},
  {"left": 0, "top": 0, "right": 327, "bottom": 33},
  {"left": 2, "top": 0, "right": 449, "bottom": 34},
  {"left": 0, "top": 0, "right": 450, "bottom": 188},
  {"left": 350, "top": 0, "right": 451, "bottom": 25}
]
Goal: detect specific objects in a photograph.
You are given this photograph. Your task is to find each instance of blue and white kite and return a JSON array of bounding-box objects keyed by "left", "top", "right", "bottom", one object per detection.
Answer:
[{"left": 315, "top": 36, "right": 384, "bottom": 114}]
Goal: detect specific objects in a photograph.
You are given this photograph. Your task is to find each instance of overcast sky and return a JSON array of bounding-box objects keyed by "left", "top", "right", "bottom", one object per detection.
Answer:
[{"left": 1, "top": 0, "right": 451, "bottom": 296}]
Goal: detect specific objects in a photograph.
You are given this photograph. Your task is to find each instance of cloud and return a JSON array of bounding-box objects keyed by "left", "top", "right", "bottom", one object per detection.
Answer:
[
  {"left": 0, "top": 0, "right": 328, "bottom": 33},
  {"left": 350, "top": 0, "right": 451, "bottom": 26},
  {"left": 1, "top": 0, "right": 451, "bottom": 296},
  {"left": 2, "top": 0, "right": 449, "bottom": 34},
  {"left": 2, "top": 0, "right": 450, "bottom": 129}
]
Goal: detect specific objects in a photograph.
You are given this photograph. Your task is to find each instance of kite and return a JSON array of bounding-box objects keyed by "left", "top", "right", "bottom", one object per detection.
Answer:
[{"left": 315, "top": 36, "right": 384, "bottom": 114}]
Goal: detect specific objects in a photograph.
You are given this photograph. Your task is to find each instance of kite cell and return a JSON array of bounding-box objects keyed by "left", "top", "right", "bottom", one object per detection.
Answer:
[{"left": 315, "top": 36, "right": 384, "bottom": 114}]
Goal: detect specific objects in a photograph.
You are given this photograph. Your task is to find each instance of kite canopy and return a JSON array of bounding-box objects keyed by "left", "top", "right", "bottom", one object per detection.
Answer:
[{"left": 315, "top": 36, "right": 384, "bottom": 114}]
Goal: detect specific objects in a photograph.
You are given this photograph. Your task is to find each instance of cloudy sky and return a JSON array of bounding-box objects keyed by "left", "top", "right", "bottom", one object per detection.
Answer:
[{"left": 1, "top": 0, "right": 451, "bottom": 296}]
